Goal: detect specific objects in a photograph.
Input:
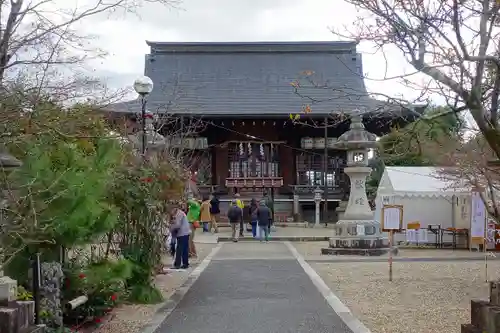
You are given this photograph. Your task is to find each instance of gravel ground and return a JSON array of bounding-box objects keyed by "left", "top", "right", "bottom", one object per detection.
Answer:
[
  {"left": 311, "top": 260, "right": 500, "bottom": 333},
  {"left": 293, "top": 241, "right": 488, "bottom": 260},
  {"left": 95, "top": 243, "right": 217, "bottom": 333}
]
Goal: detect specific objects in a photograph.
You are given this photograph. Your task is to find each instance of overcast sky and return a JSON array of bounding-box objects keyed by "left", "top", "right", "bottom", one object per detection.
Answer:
[{"left": 76, "top": 0, "right": 428, "bottom": 103}]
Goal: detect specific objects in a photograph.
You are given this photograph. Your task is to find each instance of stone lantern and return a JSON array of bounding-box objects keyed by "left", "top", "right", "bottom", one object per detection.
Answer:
[
  {"left": 321, "top": 113, "right": 389, "bottom": 255},
  {"left": 0, "top": 147, "right": 22, "bottom": 170},
  {"left": 129, "top": 112, "right": 166, "bottom": 162},
  {"left": 313, "top": 187, "right": 323, "bottom": 227},
  {"left": 0, "top": 146, "right": 21, "bottom": 303}
]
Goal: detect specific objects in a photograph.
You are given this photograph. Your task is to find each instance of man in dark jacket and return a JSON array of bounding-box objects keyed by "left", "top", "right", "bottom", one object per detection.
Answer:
[
  {"left": 257, "top": 200, "right": 272, "bottom": 242},
  {"left": 210, "top": 193, "right": 220, "bottom": 233},
  {"left": 227, "top": 200, "right": 243, "bottom": 242}
]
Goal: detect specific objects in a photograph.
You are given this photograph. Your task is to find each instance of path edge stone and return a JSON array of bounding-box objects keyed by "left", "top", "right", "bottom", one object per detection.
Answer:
[
  {"left": 284, "top": 241, "right": 372, "bottom": 333},
  {"left": 140, "top": 243, "right": 223, "bottom": 333}
]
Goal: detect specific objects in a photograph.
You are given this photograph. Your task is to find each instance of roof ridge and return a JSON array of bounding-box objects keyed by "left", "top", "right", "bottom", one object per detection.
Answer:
[{"left": 146, "top": 40, "right": 358, "bottom": 54}]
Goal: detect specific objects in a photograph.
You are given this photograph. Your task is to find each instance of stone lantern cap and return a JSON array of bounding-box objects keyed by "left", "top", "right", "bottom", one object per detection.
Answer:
[
  {"left": 332, "top": 114, "right": 377, "bottom": 150},
  {"left": 130, "top": 131, "right": 166, "bottom": 149},
  {"left": 0, "top": 146, "right": 22, "bottom": 169}
]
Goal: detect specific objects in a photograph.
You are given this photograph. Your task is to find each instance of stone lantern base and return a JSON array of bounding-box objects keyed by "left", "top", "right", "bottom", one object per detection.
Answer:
[{"left": 321, "top": 220, "right": 390, "bottom": 256}]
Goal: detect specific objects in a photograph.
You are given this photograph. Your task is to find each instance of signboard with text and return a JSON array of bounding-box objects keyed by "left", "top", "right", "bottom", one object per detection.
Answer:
[
  {"left": 381, "top": 205, "right": 403, "bottom": 232},
  {"left": 470, "top": 192, "right": 487, "bottom": 246}
]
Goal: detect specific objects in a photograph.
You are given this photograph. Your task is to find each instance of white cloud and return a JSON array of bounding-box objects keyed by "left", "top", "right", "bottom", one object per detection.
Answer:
[{"left": 64, "top": 0, "right": 439, "bottom": 104}]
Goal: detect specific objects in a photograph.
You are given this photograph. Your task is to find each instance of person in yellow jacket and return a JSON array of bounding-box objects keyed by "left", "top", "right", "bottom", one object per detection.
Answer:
[{"left": 234, "top": 193, "right": 245, "bottom": 236}]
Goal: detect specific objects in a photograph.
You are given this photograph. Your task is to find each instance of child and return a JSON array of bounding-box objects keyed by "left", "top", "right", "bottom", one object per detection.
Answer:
[{"left": 169, "top": 228, "right": 177, "bottom": 257}]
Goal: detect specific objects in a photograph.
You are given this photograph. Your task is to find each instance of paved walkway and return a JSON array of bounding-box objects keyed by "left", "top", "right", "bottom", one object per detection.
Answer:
[
  {"left": 154, "top": 242, "right": 354, "bottom": 333},
  {"left": 194, "top": 226, "right": 331, "bottom": 244}
]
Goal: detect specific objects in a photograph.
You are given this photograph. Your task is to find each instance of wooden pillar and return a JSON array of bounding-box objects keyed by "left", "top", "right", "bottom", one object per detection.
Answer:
[
  {"left": 211, "top": 146, "right": 216, "bottom": 188},
  {"left": 215, "top": 145, "right": 228, "bottom": 188},
  {"left": 280, "top": 144, "right": 294, "bottom": 186},
  {"left": 323, "top": 116, "right": 328, "bottom": 223}
]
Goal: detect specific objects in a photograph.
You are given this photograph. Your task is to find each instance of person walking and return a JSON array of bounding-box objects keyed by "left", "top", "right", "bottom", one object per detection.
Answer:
[
  {"left": 227, "top": 200, "right": 243, "bottom": 242},
  {"left": 200, "top": 195, "right": 212, "bottom": 233},
  {"left": 209, "top": 192, "right": 220, "bottom": 233},
  {"left": 170, "top": 205, "right": 192, "bottom": 269},
  {"left": 257, "top": 199, "right": 272, "bottom": 242},
  {"left": 234, "top": 193, "right": 245, "bottom": 237},
  {"left": 262, "top": 191, "right": 274, "bottom": 233},
  {"left": 186, "top": 198, "right": 201, "bottom": 257},
  {"left": 249, "top": 198, "right": 259, "bottom": 238}
]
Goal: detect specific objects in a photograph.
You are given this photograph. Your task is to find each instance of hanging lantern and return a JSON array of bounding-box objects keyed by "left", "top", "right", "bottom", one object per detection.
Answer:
[{"left": 247, "top": 142, "right": 252, "bottom": 157}]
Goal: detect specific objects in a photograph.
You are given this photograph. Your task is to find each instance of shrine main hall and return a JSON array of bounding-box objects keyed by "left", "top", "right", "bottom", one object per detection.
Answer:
[{"left": 105, "top": 41, "right": 422, "bottom": 222}]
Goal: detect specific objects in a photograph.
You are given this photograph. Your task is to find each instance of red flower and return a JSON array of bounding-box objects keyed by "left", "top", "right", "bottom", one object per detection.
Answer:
[
  {"left": 95, "top": 318, "right": 102, "bottom": 324},
  {"left": 78, "top": 273, "right": 85, "bottom": 279},
  {"left": 110, "top": 294, "right": 117, "bottom": 301},
  {"left": 141, "top": 177, "right": 153, "bottom": 183}
]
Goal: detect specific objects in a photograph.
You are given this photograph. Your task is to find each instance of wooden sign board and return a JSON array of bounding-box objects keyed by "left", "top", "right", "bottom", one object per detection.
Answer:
[
  {"left": 381, "top": 205, "right": 403, "bottom": 232},
  {"left": 407, "top": 222, "right": 420, "bottom": 230},
  {"left": 382, "top": 204, "right": 403, "bottom": 283}
]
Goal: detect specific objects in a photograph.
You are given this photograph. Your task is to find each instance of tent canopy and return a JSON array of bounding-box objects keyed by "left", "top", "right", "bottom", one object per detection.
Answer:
[{"left": 377, "top": 166, "right": 470, "bottom": 198}]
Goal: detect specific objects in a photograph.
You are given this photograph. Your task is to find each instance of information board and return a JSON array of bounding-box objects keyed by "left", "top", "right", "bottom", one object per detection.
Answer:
[{"left": 381, "top": 205, "right": 403, "bottom": 231}]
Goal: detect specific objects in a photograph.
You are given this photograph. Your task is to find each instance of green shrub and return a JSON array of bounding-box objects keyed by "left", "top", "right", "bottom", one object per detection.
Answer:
[
  {"left": 63, "top": 259, "right": 132, "bottom": 321},
  {"left": 2, "top": 105, "right": 123, "bottom": 281},
  {"left": 17, "top": 286, "right": 33, "bottom": 301}
]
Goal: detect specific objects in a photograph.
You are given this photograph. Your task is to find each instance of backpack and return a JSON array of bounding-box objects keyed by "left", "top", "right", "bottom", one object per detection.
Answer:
[{"left": 227, "top": 206, "right": 240, "bottom": 221}]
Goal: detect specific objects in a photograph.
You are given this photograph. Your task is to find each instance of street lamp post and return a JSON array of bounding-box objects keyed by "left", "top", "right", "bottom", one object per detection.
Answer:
[{"left": 133, "top": 76, "right": 154, "bottom": 156}]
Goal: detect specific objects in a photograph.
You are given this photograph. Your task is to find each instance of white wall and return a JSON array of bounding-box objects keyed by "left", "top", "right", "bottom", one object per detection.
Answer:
[
  {"left": 376, "top": 193, "right": 455, "bottom": 244},
  {"left": 375, "top": 194, "right": 454, "bottom": 227},
  {"left": 398, "top": 195, "right": 453, "bottom": 229}
]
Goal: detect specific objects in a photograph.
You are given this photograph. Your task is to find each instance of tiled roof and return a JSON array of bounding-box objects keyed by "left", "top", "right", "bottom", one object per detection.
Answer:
[{"left": 106, "top": 41, "right": 421, "bottom": 118}]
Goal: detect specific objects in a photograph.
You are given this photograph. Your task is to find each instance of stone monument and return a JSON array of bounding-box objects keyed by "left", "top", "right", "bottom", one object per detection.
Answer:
[
  {"left": 462, "top": 280, "right": 500, "bottom": 332},
  {"left": 321, "top": 113, "right": 389, "bottom": 255}
]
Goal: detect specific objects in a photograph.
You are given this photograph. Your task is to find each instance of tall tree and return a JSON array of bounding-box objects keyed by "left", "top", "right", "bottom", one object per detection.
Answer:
[
  {"left": 338, "top": 0, "right": 500, "bottom": 159},
  {"left": 366, "top": 105, "right": 463, "bottom": 195},
  {"left": 0, "top": 0, "right": 179, "bottom": 97}
]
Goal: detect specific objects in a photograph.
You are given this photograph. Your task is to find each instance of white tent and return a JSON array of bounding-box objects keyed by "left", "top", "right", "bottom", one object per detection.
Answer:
[{"left": 374, "top": 166, "right": 471, "bottom": 244}]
